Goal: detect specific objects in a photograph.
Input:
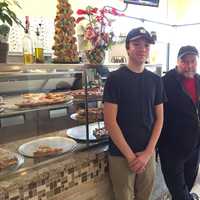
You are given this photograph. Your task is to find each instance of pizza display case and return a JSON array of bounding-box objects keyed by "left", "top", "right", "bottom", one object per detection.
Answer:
[
  {"left": 0, "top": 63, "right": 84, "bottom": 144},
  {"left": 0, "top": 63, "right": 113, "bottom": 148},
  {"left": 0, "top": 63, "right": 110, "bottom": 179}
]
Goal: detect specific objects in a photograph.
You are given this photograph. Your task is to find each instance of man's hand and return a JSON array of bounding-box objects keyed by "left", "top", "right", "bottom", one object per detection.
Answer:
[{"left": 128, "top": 150, "right": 153, "bottom": 174}]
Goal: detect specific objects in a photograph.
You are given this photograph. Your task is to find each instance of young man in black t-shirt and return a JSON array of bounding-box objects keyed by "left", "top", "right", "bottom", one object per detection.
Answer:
[{"left": 103, "top": 27, "right": 166, "bottom": 200}]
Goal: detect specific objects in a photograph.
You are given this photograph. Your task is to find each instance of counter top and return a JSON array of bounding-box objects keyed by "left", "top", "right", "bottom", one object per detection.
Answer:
[
  {"left": 0, "top": 129, "right": 108, "bottom": 184},
  {"left": 0, "top": 63, "right": 161, "bottom": 73}
]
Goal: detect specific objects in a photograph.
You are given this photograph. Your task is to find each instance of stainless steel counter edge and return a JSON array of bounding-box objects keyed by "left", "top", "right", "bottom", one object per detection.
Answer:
[
  {"left": 0, "top": 63, "right": 115, "bottom": 72},
  {"left": 0, "top": 63, "right": 162, "bottom": 72}
]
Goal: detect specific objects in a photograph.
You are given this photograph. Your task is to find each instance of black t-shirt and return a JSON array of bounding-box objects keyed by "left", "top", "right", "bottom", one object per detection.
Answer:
[{"left": 103, "top": 66, "right": 166, "bottom": 156}]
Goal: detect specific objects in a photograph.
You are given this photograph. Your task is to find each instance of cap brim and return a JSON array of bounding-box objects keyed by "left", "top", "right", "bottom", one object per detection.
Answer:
[
  {"left": 178, "top": 51, "right": 199, "bottom": 59},
  {"left": 129, "top": 35, "right": 155, "bottom": 44}
]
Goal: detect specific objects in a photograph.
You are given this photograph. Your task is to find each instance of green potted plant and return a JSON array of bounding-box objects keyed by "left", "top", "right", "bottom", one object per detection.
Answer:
[{"left": 0, "top": 0, "right": 23, "bottom": 63}]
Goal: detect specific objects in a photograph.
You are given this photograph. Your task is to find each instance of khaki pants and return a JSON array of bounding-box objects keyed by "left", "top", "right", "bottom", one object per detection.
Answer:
[{"left": 109, "top": 153, "right": 156, "bottom": 200}]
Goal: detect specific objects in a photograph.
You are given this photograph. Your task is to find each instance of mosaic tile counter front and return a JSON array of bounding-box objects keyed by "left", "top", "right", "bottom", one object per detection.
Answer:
[
  {"left": 0, "top": 148, "right": 113, "bottom": 200},
  {"left": 0, "top": 130, "right": 113, "bottom": 200},
  {"left": 0, "top": 130, "right": 169, "bottom": 200}
]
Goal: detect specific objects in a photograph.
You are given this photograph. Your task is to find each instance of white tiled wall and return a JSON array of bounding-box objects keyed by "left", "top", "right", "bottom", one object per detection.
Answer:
[{"left": 8, "top": 17, "right": 54, "bottom": 54}]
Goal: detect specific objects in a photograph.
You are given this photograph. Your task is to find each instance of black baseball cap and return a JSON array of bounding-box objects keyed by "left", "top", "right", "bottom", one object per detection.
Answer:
[
  {"left": 178, "top": 45, "right": 199, "bottom": 59},
  {"left": 125, "top": 27, "right": 155, "bottom": 48}
]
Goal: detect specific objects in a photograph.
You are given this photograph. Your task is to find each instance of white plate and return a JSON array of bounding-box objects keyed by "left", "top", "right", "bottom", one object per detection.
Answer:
[{"left": 18, "top": 136, "right": 77, "bottom": 158}]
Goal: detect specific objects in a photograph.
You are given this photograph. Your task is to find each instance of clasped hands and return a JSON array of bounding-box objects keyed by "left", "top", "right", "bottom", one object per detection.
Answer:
[{"left": 128, "top": 150, "right": 152, "bottom": 174}]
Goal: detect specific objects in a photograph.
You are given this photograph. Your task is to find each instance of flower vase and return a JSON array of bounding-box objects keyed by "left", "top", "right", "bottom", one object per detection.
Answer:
[{"left": 85, "top": 48, "right": 105, "bottom": 65}]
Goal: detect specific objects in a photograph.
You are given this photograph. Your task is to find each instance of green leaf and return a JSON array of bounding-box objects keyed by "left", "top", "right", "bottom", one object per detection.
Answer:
[
  {"left": 2, "top": 13, "right": 13, "bottom": 26},
  {"left": 0, "top": 0, "right": 24, "bottom": 29},
  {"left": 0, "top": 2, "right": 9, "bottom": 9},
  {"left": 86, "top": 5, "right": 93, "bottom": 10}
]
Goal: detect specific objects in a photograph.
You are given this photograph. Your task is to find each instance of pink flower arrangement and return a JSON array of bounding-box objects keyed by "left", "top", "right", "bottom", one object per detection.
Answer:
[{"left": 76, "top": 6, "right": 124, "bottom": 51}]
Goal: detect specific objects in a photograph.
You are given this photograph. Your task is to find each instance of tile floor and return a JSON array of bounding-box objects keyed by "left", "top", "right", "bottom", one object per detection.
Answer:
[
  {"left": 191, "top": 169, "right": 200, "bottom": 196},
  {"left": 152, "top": 161, "right": 169, "bottom": 200},
  {"left": 152, "top": 161, "right": 200, "bottom": 200}
]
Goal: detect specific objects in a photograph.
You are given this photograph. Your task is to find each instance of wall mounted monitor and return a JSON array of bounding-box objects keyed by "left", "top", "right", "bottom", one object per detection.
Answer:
[{"left": 124, "top": 0, "right": 160, "bottom": 7}]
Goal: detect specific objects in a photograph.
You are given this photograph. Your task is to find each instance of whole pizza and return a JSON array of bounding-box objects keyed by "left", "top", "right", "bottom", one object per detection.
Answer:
[{"left": 16, "top": 92, "right": 73, "bottom": 107}]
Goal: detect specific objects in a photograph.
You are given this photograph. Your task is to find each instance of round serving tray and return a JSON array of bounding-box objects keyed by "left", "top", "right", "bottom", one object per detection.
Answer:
[
  {"left": 0, "top": 153, "right": 24, "bottom": 176},
  {"left": 18, "top": 136, "right": 77, "bottom": 158},
  {"left": 66, "top": 122, "right": 106, "bottom": 142}
]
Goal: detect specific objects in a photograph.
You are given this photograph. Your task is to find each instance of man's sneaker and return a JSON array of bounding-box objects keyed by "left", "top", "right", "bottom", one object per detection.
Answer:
[{"left": 191, "top": 193, "right": 199, "bottom": 200}]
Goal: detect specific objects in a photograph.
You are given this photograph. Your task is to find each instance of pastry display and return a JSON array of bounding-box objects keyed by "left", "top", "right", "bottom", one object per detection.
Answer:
[
  {"left": 93, "top": 127, "right": 109, "bottom": 139},
  {"left": 16, "top": 92, "right": 73, "bottom": 107},
  {"left": 33, "top": 145, "right": 63, "bottom": 157},
  {"left": 75, "top": 107, "right": 103, "bottom": 122},
  {"left": 52, "top": 0, "right": 79, "bottom": 63},
  {"left": 67, "top": 87, "right": 103, "bottom": 99},
  {"left": 0, "top": 148, "right": 18, "bottom": 171}
]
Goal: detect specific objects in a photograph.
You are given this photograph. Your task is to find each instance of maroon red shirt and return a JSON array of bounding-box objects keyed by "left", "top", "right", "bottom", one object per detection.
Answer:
[{"left": 182, "top": 77, "right": 197, "bottom": 103}]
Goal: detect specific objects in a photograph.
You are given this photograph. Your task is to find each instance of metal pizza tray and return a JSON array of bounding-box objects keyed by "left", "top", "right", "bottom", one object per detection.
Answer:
[
  {"left": 18, "top": 136, "right": 77, "bottom": 158},
  {"left": 0, "top": 152, "right": 24, "bottom": 176},
  {"left": 66, "top": 122, "right": 106, "bottom": 142}
]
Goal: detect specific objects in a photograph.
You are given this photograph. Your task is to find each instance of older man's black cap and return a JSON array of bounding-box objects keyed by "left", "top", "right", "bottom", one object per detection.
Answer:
[
  {"left": 125, "top": 27, "right": 155, "bottom": 48},
  {"left": 178, "top": 45, "right": 199, "bottom": 59}
]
